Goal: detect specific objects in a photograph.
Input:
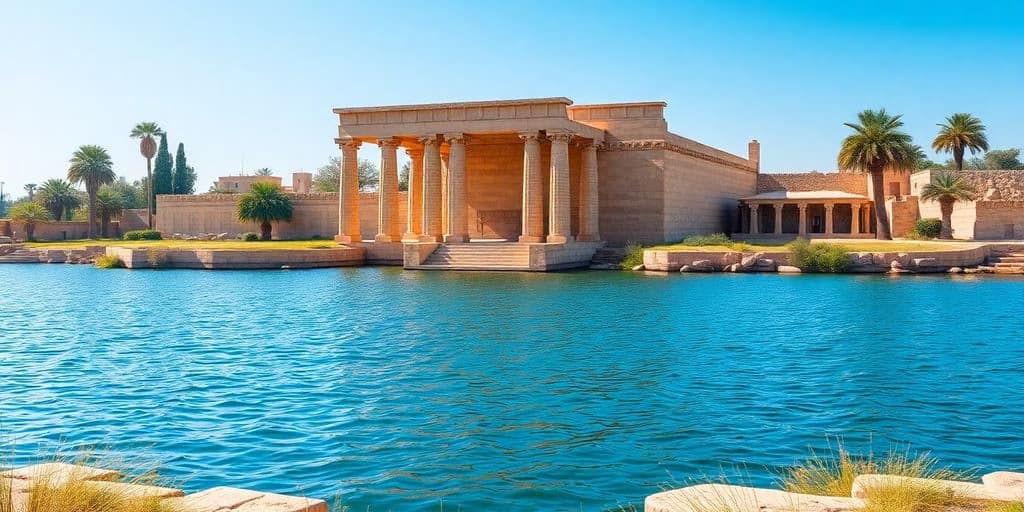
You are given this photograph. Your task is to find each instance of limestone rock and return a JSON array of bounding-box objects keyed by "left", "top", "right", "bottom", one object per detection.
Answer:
[
  {"left": 964, "top": 267, "right": 982, "bottom": 274},
  {"left": 947, "top": 266, "right": 963, "bottom": 273},
  {"left": 985, "top": 187, "right": 1002, "bottom": 200},
  {"left": 217, "top": 233, "right": 230, "bottom": 240},
  {"left": 848, "top": 252, "right": 873, "bottom": 266},
  {"left": 679, "top": 264, "right": 691, "bottom": 272},
  {"left": 777, "top": 265, "right": 802, "bottom": 273},
  {"left": 724, "top": 263, "right": 741, "bottom": 272},
  {"left": 912, "top": 257, "right": 938, "bottom": 267},
  {"left": 740, "top": 252, "right": 764, "bottom": 270},
  {"left": 890, "top": 260, "right": 904, "bottom": 270},
  {"left": 983, "top": 471, "right": 1024, "bottom": 495},
  {"left": 897, "top": 252, "right": 911, "bottom": 266},
  {"left": 690, "top": 259, "right": 715, "bottom": 272},
  {"left": 647, "top": 484, "right": 863, "bottom": 512},
  {"left": 631, "top": 264, "right": 644, "bottom": 271}
]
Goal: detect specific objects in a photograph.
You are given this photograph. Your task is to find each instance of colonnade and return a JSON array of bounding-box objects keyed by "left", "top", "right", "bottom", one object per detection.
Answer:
[
  {"left": 335, "top": 130, "right": 600, "bottom": 244},
  {"left": 745, "top": 201, "right": 872, "bottom": 236}
]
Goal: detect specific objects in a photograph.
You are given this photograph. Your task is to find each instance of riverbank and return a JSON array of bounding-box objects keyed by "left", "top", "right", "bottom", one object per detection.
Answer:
[{"left": 642, "top": 240, "right": 1024, "bottom": 275}]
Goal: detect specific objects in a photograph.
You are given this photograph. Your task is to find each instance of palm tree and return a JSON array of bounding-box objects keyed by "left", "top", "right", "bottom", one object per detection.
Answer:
[
  {"left": 838, "top": 109, "right": 918, "bottom": 240},
  {"left": 95, "top": 187, "right": 125, "bottom": 238},
  {"left": 8, "top": 201, "right": 52, "bottom": 241},
  {"left": 237, "top": 182, "right": 293, "bottom": 240},
  {"left": 36, "top": 178, "right": 82, "bottom": 220},
  {"left": 68, "top": 145, "right": 116, "bottom": 239},
  {"left": 254, "top": 167, "right": 274, "bottom": 176},
  {"left": 24, "top": 183, "right": 37, "bottom": 201},
  {"left": 932, "top": 113, "right": 989, "bottom": 171},
  {"left": 130, "top": 122, "right": 164, "bottom": 228},
  {"left": 920, "top": 172, "right": 978, "bottom": 239}
]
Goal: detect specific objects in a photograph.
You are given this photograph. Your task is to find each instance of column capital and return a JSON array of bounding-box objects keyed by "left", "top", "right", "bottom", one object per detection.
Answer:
[
  {"left": 405, "top": 148, "right": 423, "bottom": 158},
  {"left": 444, "top": 132, "right": 466, "bottom": 145},
  {"left": 797, "top": 202, "right": 808, "bottom": 209},
  {"left": 418, "top": 135, "right": 439, "bottom": 146},
  {"left": 337, "top": 138, "right": 361, "bottom": 150},
  {"left": 823, "top": 202, "right": 834, "bottom": 211},
  {"left": 748, "top": 203, "right": 760, "bottom": 210},
  {"left": 518, "top": 131, "right": 541, "bottom": 142},
  {"left": 377, "top": 137, "right": 400, "bottom": 149},
  {"left": 546, "top": 130, "right": 573, "bottom": 144}
]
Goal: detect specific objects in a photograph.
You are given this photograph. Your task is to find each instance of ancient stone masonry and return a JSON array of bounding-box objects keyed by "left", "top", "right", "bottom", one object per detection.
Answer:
[
  {"left": 601, "top": 139, "right": 758, "bottom": 172},
  {"left": 757, "top": 172, "right": 868, "bottom": 194}
]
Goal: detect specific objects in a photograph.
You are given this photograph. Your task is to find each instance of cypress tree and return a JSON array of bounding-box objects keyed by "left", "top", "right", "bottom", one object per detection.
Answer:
[
  {"left": 172, "top": 143, "right": 195, "bottom": 194},
  {"left": 152, "top": 134, "right": 174, "bottom": 209}
]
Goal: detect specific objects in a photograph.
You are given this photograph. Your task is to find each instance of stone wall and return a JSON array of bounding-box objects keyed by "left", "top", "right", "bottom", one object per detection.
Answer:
[
  {"left": 886, "top": 197, "right": 920, "bottom": 238},
  {"left": 7, "top": 220, "right": 120, "bottom": 240},
  {"left": 912, "top": 169, "right": 1024, "bottom": 200},
  {"left": 975, "top": 200, "right": 1024, "bottom": 239},
  {"left": 757, "top": 172, "right": 868, "bottom": 194},
  {"left": 662, "top": 148, "right": 758, "bottom": 240},
  {"left": 156, "top": 193, "right": 408, "bottom": 240},
  {"left": 597, "top": 148, "right": 666, "bottom": 245}
]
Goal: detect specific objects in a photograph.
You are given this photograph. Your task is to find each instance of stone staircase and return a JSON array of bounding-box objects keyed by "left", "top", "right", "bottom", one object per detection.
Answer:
[
  {"left": 589, "top": 247, "right": 626, "bottom": 269},
  {"left": 0, "top": 245, "right": 40, "bottom": 263},
  {"left": 979, "top": 248, "right": 1024, "bottom": 274},
  {"left": 413, "top": 242, "right": 532, "bottom": 271}
]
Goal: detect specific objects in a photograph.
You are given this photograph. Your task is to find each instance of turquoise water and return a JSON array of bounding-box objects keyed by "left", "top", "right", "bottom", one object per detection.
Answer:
[{"left": 1, "top": 265, "right": 1023, "bottom": 510}]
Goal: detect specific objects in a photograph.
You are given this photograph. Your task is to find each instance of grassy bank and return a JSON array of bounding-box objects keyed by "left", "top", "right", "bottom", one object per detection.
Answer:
[
  {"left": 25, "top": 239, "right": 341, "bottom": 251},
  {"left": 647, "top": 238, "right": 969, "bottom": 253}
]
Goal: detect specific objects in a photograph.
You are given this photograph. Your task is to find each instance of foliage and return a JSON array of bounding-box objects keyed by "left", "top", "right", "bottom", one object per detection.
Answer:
[
  {"left": 36, "top": 178, "right": 82, "bottom": 221},
  {"left": 104, "top": 177, "right": 147, "bottom": 210},
  {"left": 172, "top": 143, "right": 195, "bottom": 194},
  {"left": 94, "top": 254, "right": 124, "bottom": 268},
  {"left": 123, "top": 229, "right": 162, "bottom": 241},
  {"left": 9, "top": 201, "right": 52, "bottom": 223},
  {"left": 621, "top": 241, "right": 644, "bottom": 269},
  {"left": 982, "top": 148, "right": 1024, "bottom": 170},
  {"left": 786, "top": 238, "right": 849, "bottom": 273},
  {"left": 780, "top": 442, "right": 970, "bottom": 497},
  {"left": 681, "top": 233, "right": 732, "bottom": 246},
  {"left": 399, "top": 161, "right": 410, "bottom": 192},
  {"left": 240, "top": 232, "right": 261, "bottom": 241},
  {"left": 95, "top": 188, "right": 125, "bottom": 238},
  {"left": 920, "top": 172, "right": 979, "bottom": 204},
  {"left": 68, "top": 144, "right": 116, "bottom": 238},
  {"left": 312, "top": 156, "right": 381, "bottom": 192},
  {"left": 253, "top": 167, "right": 274, "bottom": 176},
  {"left": 237, "top": 182, "right": 294, "bottom": 240},
  {"left": 129, "top": 121, "right": 164, "bottom": 142},
  {"left": 932, "top": 113, "right": 989, "bottom": 171},
  {"left": 838, "top": 109, "right": 917, "bottom": 240},
  {"left": 151, "top": 134, "right": 174, "bottom": 199},
  {"left": 858, "top": 479, "right": 972, "bottom": 512},
  {"left": 911, "top": 218, "right": 942, "bottom": 239}
]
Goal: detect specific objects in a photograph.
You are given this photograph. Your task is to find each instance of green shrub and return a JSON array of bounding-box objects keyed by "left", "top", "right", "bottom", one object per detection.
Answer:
[
  {"left": 241, "top": 232, "right": 260, "bottom": 242},
  {"left": 681, "top": 233, "right": 732, "bottom": 246},
  {"left": 621, "top": 241, "right": 645, "bottom": 270},
  {"left": 94, "top": 254, "right": 124, "bottom": 268},
  {"left": 123, "top": 229, "right": 162, "bottom": 241},
  {"left": 787, "top": 238, "right": 849, "bottom": 273},
  {"left": 912, "top": 218, "right": 942, "bottom": 239}
]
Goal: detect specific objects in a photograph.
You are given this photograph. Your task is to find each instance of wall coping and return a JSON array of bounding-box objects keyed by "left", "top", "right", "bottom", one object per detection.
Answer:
[{"left": 333, "top": 97, "right": 572, "bottom": 114}]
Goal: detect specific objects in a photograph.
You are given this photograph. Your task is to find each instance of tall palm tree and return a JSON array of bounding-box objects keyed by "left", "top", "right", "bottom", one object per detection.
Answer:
[
  {"left": 920, "top": 172, "right": 978, "bottom": 239},
  {"left": 932, "top": 113, "right": 989, "bottom": 171},
  {"left": 130, "top": 121, "right": 164, "bottom": 228},
  {"left": 254, "top": 167, "right": 274, "bottom": 176},
  {"left": 68, "top": 145, "right": 116, "bottom": 239},
  {"left": 838, "top": 109, "right": 918, "bottom": 240},
  {"left": 36, "top": 178, "right": 82, "bottom": 220},
  {"left": 24, "top": 183, "right": 37, "bottom": 201},
  {"left": 95, "top": 187, "right": 125, "bottom": 238},
  {"left": 237, "top": 182, "right": 293, "bottom": 240}
]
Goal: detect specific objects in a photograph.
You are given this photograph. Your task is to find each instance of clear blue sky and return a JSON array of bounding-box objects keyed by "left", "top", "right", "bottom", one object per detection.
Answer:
[{"left": 1, "top": 0, "right": 1022, "bottom": 198}]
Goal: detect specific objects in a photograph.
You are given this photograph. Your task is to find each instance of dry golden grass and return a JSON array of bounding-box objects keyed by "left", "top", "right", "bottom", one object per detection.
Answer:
[
  {"left": 858, "top": 479, "right": 974, "bottom": 512},
  {"left": 781, "top": 444, "right": 972, "bottom": 497}
]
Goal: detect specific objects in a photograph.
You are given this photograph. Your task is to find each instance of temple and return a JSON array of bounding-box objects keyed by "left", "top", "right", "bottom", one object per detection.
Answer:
[{"left": 331, "top": 97, "right": 759, "bottom": 269}]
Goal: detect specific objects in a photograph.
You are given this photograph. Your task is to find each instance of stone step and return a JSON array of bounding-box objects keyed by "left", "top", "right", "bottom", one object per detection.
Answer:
[
  {"left": 412, "top": 264, "right": 533, "bottom": 271},
  {"left": 991, "top": 261, "right": 1024, "bottom": 267},
  {"left": 989, "top": 256, "right": 1024, "bottom": 263}
]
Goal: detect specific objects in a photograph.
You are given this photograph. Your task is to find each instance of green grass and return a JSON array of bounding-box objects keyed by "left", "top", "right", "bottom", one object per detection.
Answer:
[
  {"left": 93, "top": 255, "right": 124, "bottom": 269},
  {"left": 26, "top": 239, "right": 344, "bottom": 251}
]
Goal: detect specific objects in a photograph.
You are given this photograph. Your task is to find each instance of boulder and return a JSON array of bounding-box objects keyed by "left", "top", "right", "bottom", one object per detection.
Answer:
[
  {"left": 690, "top": 259, "right": 715, "bottom": 272},
  {"left": 964, "top": 268, "right": 982, "bottom": 274},
  {"left": 947, "top": 267, "right": 963, "bottom": 274},
  {"left": 890, "top": 260, "right": 904, "bottom": 270},
  {"left": 777, "top": 265, "right": 802, "bottom": 274},
  {"left": 679, "top": 265, "right": 691, "bottom": 273},
  {"left": 724, "top": 263, "right": 741, "bottom": 272},
  {"left": 897, "top": 252, "right": 911, "bottom": 266},
  {"left": 848, "top": 252, "right": 873, "bottom": 267},
  {"left": 740, "top": 252, "right": 764, "bottom": 270},
  {"left": 217, "top": 233, "right": 230, "bottom": 240},
  {"left": 631, "top": 264, "right": 645, "bottom": 271}
]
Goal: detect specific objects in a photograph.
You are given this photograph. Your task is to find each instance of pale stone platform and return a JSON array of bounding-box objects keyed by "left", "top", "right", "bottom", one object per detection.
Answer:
[
  {"left": 106, "top": 246, "right": 365, "bottom": 270},
  {"left": 647, "top": 471, "right": 1024, "bottom": 512},
  {"left": 0, "top": 463, "right": 326, "bottom": 512}
]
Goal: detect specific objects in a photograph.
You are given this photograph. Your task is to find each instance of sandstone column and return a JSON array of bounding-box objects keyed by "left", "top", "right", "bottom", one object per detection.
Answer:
[
  {"left": 798, "top": 204, "right": 807, "bottom": 236},
  {"left": 774, "top": 203, "right": 784, "bottom": 235},
  {"left": 375, "top": 137, "right": 401, "bottom": 242},
  {"left": 402, "top": 149, "right": 424, "bottom": 241},
  {"left": 577, "top": 141, "right": 600, "bottom": 241},
  {"left": 441, "top": 148, "right": 450, "bottom": 237},
  {"left": 547, "top": 131, "right": 573, "bottom": 244},
  {"left": 852, "top": 204, "right": 861, "bottom": 235},
  {"left": 444, "top": 133, "right": 468, "bottom": 243},
  {"left": 749, "top": 204, "right": 760, "bottom": 234},
  {"left": 519, "top": 131, "right": 544, "bottom": 243},
  {"left": 419, "top": 136, "right": 442, "bottom": 242},
  {"left": 334, "top": 139, "right": 362, "bottom": 243},
  {"left": 824, "top": 203, "right": 834, "bottom": 236}
]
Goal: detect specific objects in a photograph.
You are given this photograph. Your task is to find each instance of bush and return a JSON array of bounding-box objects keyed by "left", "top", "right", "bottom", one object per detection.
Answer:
[
  {"left": 620, "top": 241, "right": 645, "bottom": 270},
  {"left": 681, "top": 233, "right": 732, "bottom": 246},
  {"left": 787, "top": 238, "right": 849, "bottom": 273},
  {"left": 241, "top": 232, "right": 260, "bottom": 242},
  {"left": 94, "top": 254, "right": 124, "bottom": 268},
  {"left": 123, "top": 229, "right": 162, "bottom": 241},
  {"left": 912, "top": 218, "right": 942, "bottom": 239}
]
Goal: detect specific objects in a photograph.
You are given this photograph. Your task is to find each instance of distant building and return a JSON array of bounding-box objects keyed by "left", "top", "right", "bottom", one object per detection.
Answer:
[{"left": 211, "top": 175, "right": 282, "bottom": 193}]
